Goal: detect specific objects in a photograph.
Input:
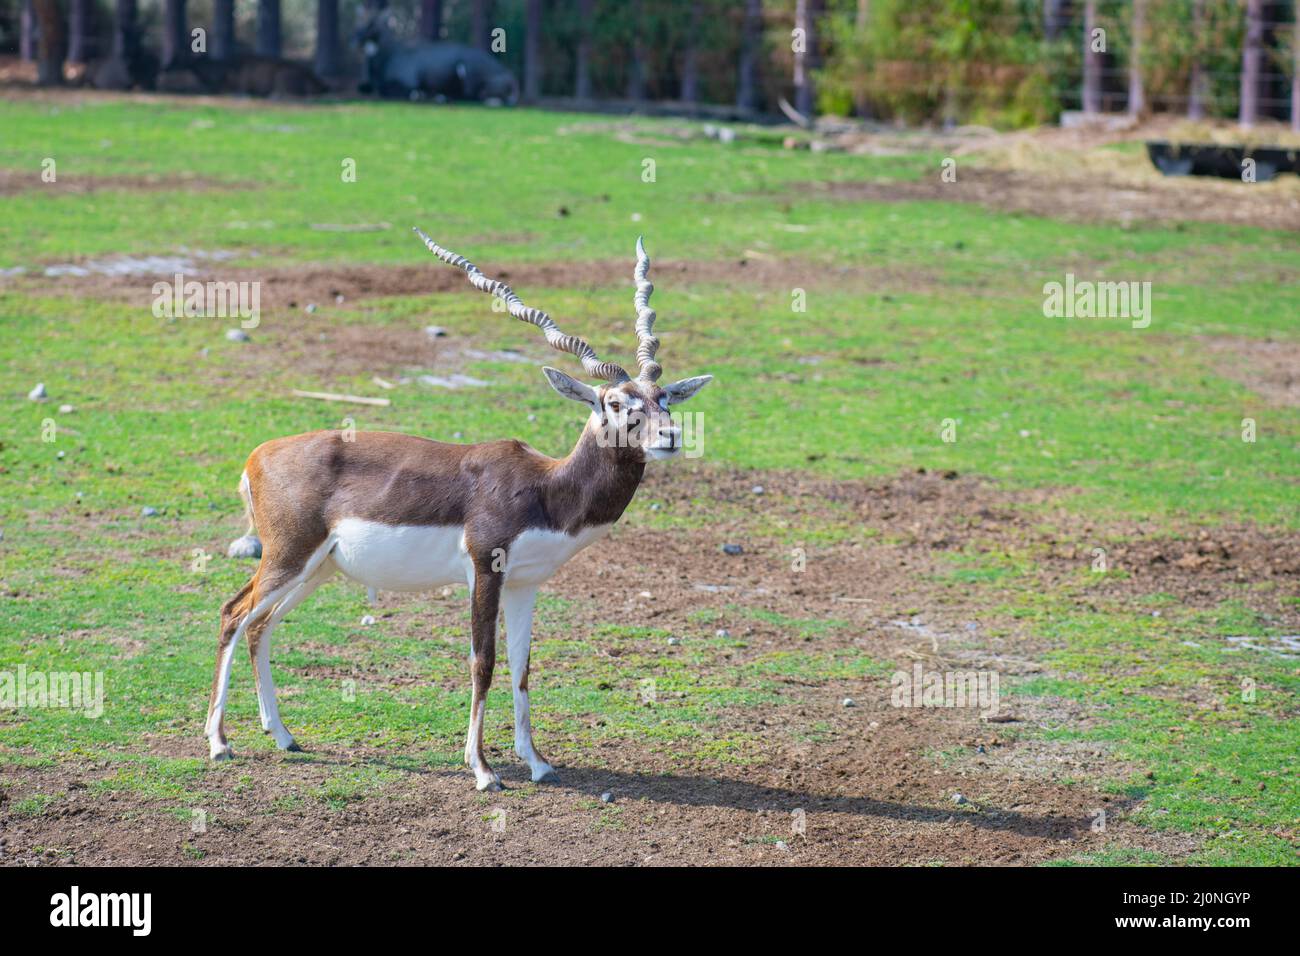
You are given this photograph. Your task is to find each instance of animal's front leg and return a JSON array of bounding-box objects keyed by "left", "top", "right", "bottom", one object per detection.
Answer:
[
  {"left": 501, "top": 586, "right": 556, "bottom": 783},
  {"left": 465, "top": 563, "right": 504, "bottom": 791}
]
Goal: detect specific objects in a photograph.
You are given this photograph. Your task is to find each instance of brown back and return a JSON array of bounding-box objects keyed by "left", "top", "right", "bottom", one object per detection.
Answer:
[{"left": 245, "top": 428, "right": 645, "bottom": 569}]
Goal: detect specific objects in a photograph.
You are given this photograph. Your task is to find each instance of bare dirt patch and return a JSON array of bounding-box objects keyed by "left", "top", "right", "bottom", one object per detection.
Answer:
[
  {"left": 0, "top": 167, "right": 237, "bottom": 197},
  {"left": 778, "top": 113, "right": 1300, "bottom": 231},
  {"left": 791, "top": 165, "right": 1300, "bottom": 232},
  {"left": 1199, "top": 336, "right": 1300, "bottom": 408},
  {"left": 5, "top": 254, "right": 944, "bottom": 391},
  {"left": 650, "top": 465, "right": 1300, "bottom": 624},
  {"left": 1, "top": 702, "right": 1183, "bottom": 867},
  {"left": 1048, "top": 526, "right": 1300, "bottom": 596},
  {"left": 5, "top": 253, "right": 927, "bottom": 310}
]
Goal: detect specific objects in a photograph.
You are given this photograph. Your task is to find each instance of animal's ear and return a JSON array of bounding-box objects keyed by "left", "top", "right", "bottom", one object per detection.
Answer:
[
  {"left": 542, "top": 367, "right": 601, "bottom": 410},
  {"left": 662, "top": 374, "right": 713, "bottom": 405}
]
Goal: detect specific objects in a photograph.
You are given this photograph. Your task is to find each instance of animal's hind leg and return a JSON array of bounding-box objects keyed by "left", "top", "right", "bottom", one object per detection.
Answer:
[
  {"left": 248, "top": 561, "right": 335, "bottom": 752},
  {"left": 205, "top": 559, "right": 317, "bottom": 761},
  {"left": 206, "top": 577, "right": 255, "bottom": 760}
]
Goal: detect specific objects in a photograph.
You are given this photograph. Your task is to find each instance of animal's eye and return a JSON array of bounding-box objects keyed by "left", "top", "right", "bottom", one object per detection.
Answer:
[{"left": 607, "top": 401, "right": 621, "bottom": 414}]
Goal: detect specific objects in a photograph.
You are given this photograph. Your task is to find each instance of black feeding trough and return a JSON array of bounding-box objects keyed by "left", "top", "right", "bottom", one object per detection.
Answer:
[{"left": 1146, "top": 141, "right": 1300, "bottom": 181}]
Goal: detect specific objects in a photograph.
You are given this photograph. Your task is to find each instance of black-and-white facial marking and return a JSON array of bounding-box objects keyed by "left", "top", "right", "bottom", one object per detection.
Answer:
[{"left": 542, "top": 367, "right": 712, "bottom": 461}]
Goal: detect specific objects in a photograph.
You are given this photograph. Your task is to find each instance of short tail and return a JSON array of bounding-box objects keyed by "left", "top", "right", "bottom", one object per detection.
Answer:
[{"left": 227, "top": 471, "right": 263, "bottom": 559}]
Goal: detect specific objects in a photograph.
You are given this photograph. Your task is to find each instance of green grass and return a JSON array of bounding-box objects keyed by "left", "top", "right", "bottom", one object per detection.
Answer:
[
  {"left": 1048, "top": 846, "right": 1173, "bottom": 867},
  {"left": 1000, "top": 579, "right": 1300, "bottom": 865},
  {"left": 1, "top": 96, "right": 1296, "bottom": 865},
  {"left": 11, "top": 793, "right": 57, "bottom": 817}
]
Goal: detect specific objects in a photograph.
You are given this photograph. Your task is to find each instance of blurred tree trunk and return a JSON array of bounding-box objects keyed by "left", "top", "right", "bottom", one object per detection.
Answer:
[
  {"left": 793, "top": 0, "right": 822, "bottom": 118},
  {"left": 21, "top": 0, "right": 35, "bottom": 62},
  {"left": 737, "top": 0, "right": 762, "bottom": 110},
  {"left": 68, "top": 0, "right": 89, "bottom": 64},
  {"left": 112, "top": 0, "right": 137, "bottom": 58},
  {"left": 315, "top": 0, "right": 341, "bottom": 79},
  {"left": 162, "top": 0, "right": 187, "bottom": 68},
  {"left": 524, "top": 0, "right": 541, "bottom": 101},
  {"left": 1042, "top": 0, "right": 1064, "bottom": 40},
  {"left": 680, "top": 1, "right": 701, "bottom": 103},
  {"left": 471, "top": 0, "right": 492, "bottom": 51},
  {"left": 1127, "top": 0, "right": 1145, "bottom": 118},
  {"left": 1239, "top": 0, "right": 1263, "bottom": 127},
  {"left": 1082, "top": 0, "right": 1102, "bottom": 114},
  {"left": 419, "top": 0, "right": 443, "bottom": 41},
  {"left": 32, "top": 0, "right": 65, "bottom": 85},
  {"left": 1188, "top": 0, "right": 1207, "bottom": 119},
  {"left": 257, "top": 0, "right": 282, "bottom": 57},
  {"left": 574, "top": 0, "right": 593, "bottom": 98},
  {"left": 854, "top": 0, "right": 870, "bottom": 117},
  {"left": 212, "top": 0, "right": 235, "bottom": 61},
  {"left": 358, "top": 0, "right": 386, "bottom": 94},
  {"left": 626, "top": 0, "right": 646, "bottom": 101},
  {"left": 1292, "top": 12, "right": 1299, "bottom": 131}
]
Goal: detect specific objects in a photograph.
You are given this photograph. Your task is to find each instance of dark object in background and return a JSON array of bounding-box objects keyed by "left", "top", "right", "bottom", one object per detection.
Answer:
[
  {"left": 355, "top": 10, "right": 518, "bottom": 104},
  {"left": 155, "top": 54, "right": 327, "bottom": 97},
  {"left": 90, "top": 46, "right": 159, "bottom": 90},
  {"left": 154, "top": 57, "right": 209, "bottom": 94},
  {"left": 88, "top": 8, "right": 159, "bottom": 91},
  {"left": 217, "top": 55, "right": 328, "bottom": 97},
  {"left": 32, "top": 0, "right": 66, "bottom": 85},
  {"left": 1146, "top": 141, "right": 1300, "bottom": 181}
]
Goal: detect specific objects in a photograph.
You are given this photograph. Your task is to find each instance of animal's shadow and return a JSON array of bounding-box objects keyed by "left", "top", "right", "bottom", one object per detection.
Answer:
[{"left": 313, "top": 750, "right": 1092, "bottom": 842}]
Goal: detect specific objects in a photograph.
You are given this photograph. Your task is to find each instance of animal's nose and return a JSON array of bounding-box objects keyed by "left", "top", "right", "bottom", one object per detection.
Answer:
[{"left": 659, "top": 427, "right": 681, "bottom": 449}]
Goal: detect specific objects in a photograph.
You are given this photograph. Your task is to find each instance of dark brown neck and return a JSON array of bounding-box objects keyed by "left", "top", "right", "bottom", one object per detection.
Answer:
[{"left": 546, "top": 422, "right": 645, "bottom": 532}]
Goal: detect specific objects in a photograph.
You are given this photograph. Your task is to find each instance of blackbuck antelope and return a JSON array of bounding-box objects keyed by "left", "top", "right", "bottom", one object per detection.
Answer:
[{"left": 208, "top": 230, "right": 712, "bottom": 790}]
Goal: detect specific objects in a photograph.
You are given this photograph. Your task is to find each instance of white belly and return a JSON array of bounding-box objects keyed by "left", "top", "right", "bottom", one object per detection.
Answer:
[
  {"left": 329, "top": 519, "right": 470, "bottom": 591},
  {"left": 327, "top": 519, "right": 612, "bottom": 591}
]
